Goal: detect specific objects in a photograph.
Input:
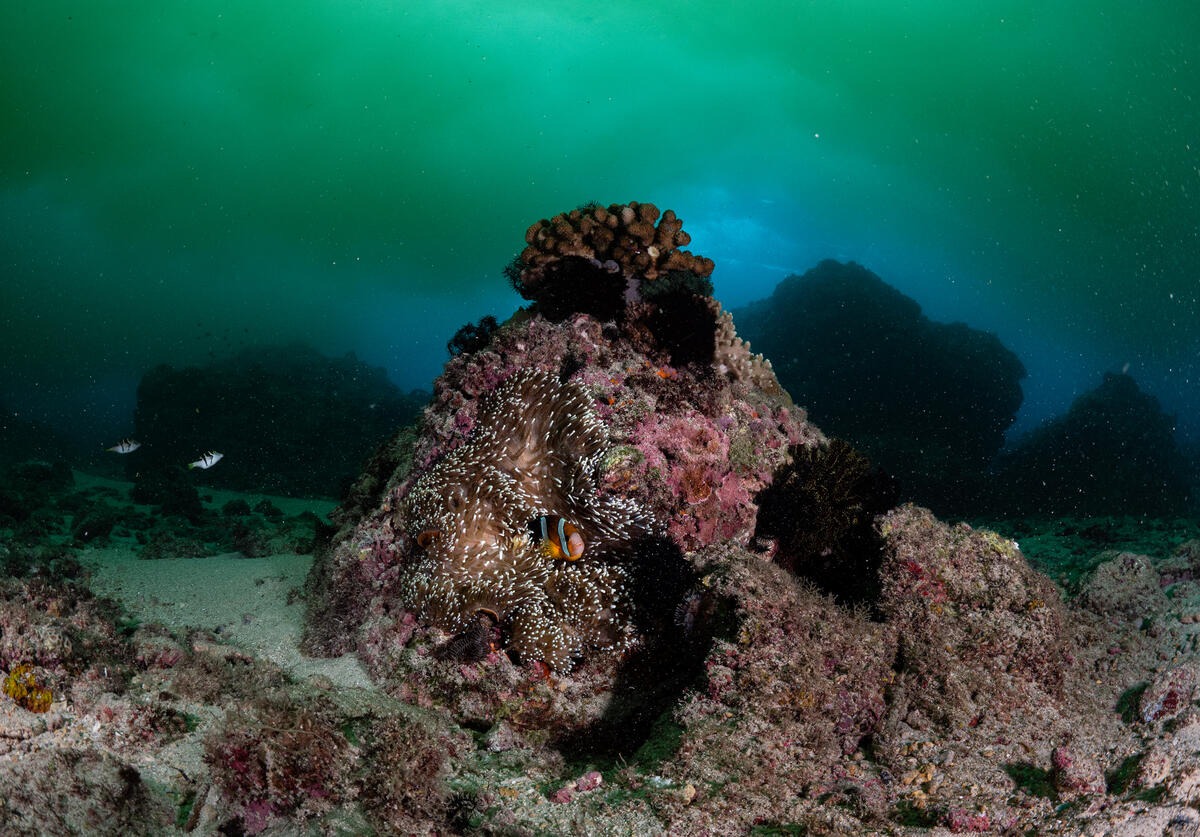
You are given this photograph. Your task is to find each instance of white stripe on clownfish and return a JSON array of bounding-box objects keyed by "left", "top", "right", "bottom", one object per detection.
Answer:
[{"left": 532, "top": 515, "right": 585, "bottom": 561}]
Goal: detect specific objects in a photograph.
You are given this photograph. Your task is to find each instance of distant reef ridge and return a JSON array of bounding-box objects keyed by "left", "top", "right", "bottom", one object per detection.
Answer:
[
  {"left": 734, "top": 259, "right": 1026, "bottom": 515},
  {"left": 129, "top": 343, "right": 425, "bottom": 499},
  {"left": 0, "top": 403, "right": 78, "bottom": 467},
  {"left": 986, "top": 371, "right": 1191, "bottom": 517}
]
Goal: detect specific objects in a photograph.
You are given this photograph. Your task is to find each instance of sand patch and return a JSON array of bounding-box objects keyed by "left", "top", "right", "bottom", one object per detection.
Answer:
[{"left": 83, "top": 546, "right": 371, "bottom": 690}]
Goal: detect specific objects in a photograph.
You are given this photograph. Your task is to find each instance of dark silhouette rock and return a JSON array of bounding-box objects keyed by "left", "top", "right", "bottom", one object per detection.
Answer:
[
  {"left": 0, "top": 461, "right": 74, "bottom": 529},
  {"left": 130, "top": 465, "right": 204, "bottom": 521},
  {"left": 987, "top": 372, "right": 1190, "bottom": 516},
  {"left": 447, "top": 315, "right": 499, "bottom": 357},
  {"left": 70, "top": 501, "right": 121, "bottom": 544},
  {"left": 221, "top": 499, "right": 253, "bottom": 517},
  {"left": 129, "top": 343, "right": 425, "bottom": 499},
  {"left": 735, "top": 259, "right": 1026, "bottom": 514}
]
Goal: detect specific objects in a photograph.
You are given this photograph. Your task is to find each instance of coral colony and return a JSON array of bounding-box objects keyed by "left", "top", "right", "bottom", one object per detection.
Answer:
[
  {"left": 518, "top": 201, "right": 715, "bottom": 284},
  {"left": 320, "top": 200, "right": 813, "bottom": 676}
]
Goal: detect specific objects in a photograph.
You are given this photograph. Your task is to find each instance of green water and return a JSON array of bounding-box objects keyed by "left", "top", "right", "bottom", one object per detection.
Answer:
[{"left": 2, "top": 0, "right": 1197, "bottom": 437}]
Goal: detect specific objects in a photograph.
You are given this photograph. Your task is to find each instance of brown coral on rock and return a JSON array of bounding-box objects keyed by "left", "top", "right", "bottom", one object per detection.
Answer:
[
  {"left": 517, "top": 201, "right": 715, "bottom": 292},
  {"left": 396, "top": 369, "right": 658, "bottom": 671}
]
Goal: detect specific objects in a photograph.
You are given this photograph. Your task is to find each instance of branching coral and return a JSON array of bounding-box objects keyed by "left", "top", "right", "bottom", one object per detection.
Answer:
[
  {"left": 710, "top": 298, "right": 783, "bottom": 396},
  {"left": 396, "top": 369, "right": 659, "bottom": 671}
]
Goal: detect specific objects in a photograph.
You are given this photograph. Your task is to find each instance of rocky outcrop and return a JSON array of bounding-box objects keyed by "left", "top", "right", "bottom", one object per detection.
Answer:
[
  {"left": 129, "top": 343, "right": 424, "bottom": 499},
  {"left": 987, "top": 372, "right": 1190, "bottom": 516},
  {"left": 735, "top": 259, "right": 1026, "bottom": 514}
]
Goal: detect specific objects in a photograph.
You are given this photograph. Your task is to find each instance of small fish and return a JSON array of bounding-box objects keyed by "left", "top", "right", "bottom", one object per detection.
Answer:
[
  {"left": 106, "top": 438, "right": 141, "bottom": 454},
  {"left": 188, "top": 451, "right": 223, "bottom": 470},
  {"left": 531, "top": 516, "right": 585, "bottom": 561},
  {"left": 416, "top": 530, "right": 441, "bottom": 548}
]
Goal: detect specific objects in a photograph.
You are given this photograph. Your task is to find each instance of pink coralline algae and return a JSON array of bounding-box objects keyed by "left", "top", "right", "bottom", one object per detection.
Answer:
[
  {"left": 317, "top": 245, "right": 818, "bottom": 673},
  {"left": 943, "top": 808, "right": 992, "bottom": 833},
  {"left": 549, "top": 770, "right": 603, "bottom": 804},
  {"left": 1050, "top": 746, "right": 1107, "bottom": 797},
  {"left": 1140, "top": 663, "right": 1200, "bottom": 724},
  {"left": 628, "top": 405, "right": 793, "bottom": 550}
]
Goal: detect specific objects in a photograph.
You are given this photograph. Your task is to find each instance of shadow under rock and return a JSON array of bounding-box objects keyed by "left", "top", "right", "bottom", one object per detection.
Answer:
[{"left": 551, "top": 535, "right": 720, "bottom": 765}]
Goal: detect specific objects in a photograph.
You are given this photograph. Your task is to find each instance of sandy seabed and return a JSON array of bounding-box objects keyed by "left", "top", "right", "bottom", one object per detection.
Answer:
[{"left": 83, "top": 546, "right": 371, "bottom": 690}]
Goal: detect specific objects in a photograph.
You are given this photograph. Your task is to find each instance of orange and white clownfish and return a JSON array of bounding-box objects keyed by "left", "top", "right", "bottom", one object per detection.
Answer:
[{"left": 531, "top": 516, "right": 585, "bottom": 561}]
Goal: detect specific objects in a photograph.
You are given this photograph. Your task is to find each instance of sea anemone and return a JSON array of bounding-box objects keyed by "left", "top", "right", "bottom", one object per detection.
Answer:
[{"left": 396, "top": 369, "right": 658, "bottom": 670}]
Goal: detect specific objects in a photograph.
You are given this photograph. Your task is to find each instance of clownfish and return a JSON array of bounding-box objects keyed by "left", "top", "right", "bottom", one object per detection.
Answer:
[
  {"left": 416, "top": 530, "right": 441, "bottom": 548},
  {"left": 531, "top": 516, "right": 585, "bottom": 561}
]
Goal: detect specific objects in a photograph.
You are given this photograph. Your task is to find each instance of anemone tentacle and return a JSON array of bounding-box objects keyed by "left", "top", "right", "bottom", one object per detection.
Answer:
[{"left": 397, "top": 368, "right": 656, "bottom": 669}]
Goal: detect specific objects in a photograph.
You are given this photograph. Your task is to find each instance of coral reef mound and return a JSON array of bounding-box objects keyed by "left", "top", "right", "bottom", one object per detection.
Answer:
[{"left": 304, "top": 201, "right": 816, "bottom": 682}]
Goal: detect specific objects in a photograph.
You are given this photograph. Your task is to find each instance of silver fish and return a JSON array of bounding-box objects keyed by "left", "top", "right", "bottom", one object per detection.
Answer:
[
  {"left": 188, "top": 451, "right": 223, "bottom": 470},
  {"left": 106, "top": 438, "right": 141, "bottom": 454}
]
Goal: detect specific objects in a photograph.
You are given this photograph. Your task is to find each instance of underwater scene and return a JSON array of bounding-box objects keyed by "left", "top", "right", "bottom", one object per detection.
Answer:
[{"left": 2, "top": 2, "right": 1199, "bottom": 835}]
